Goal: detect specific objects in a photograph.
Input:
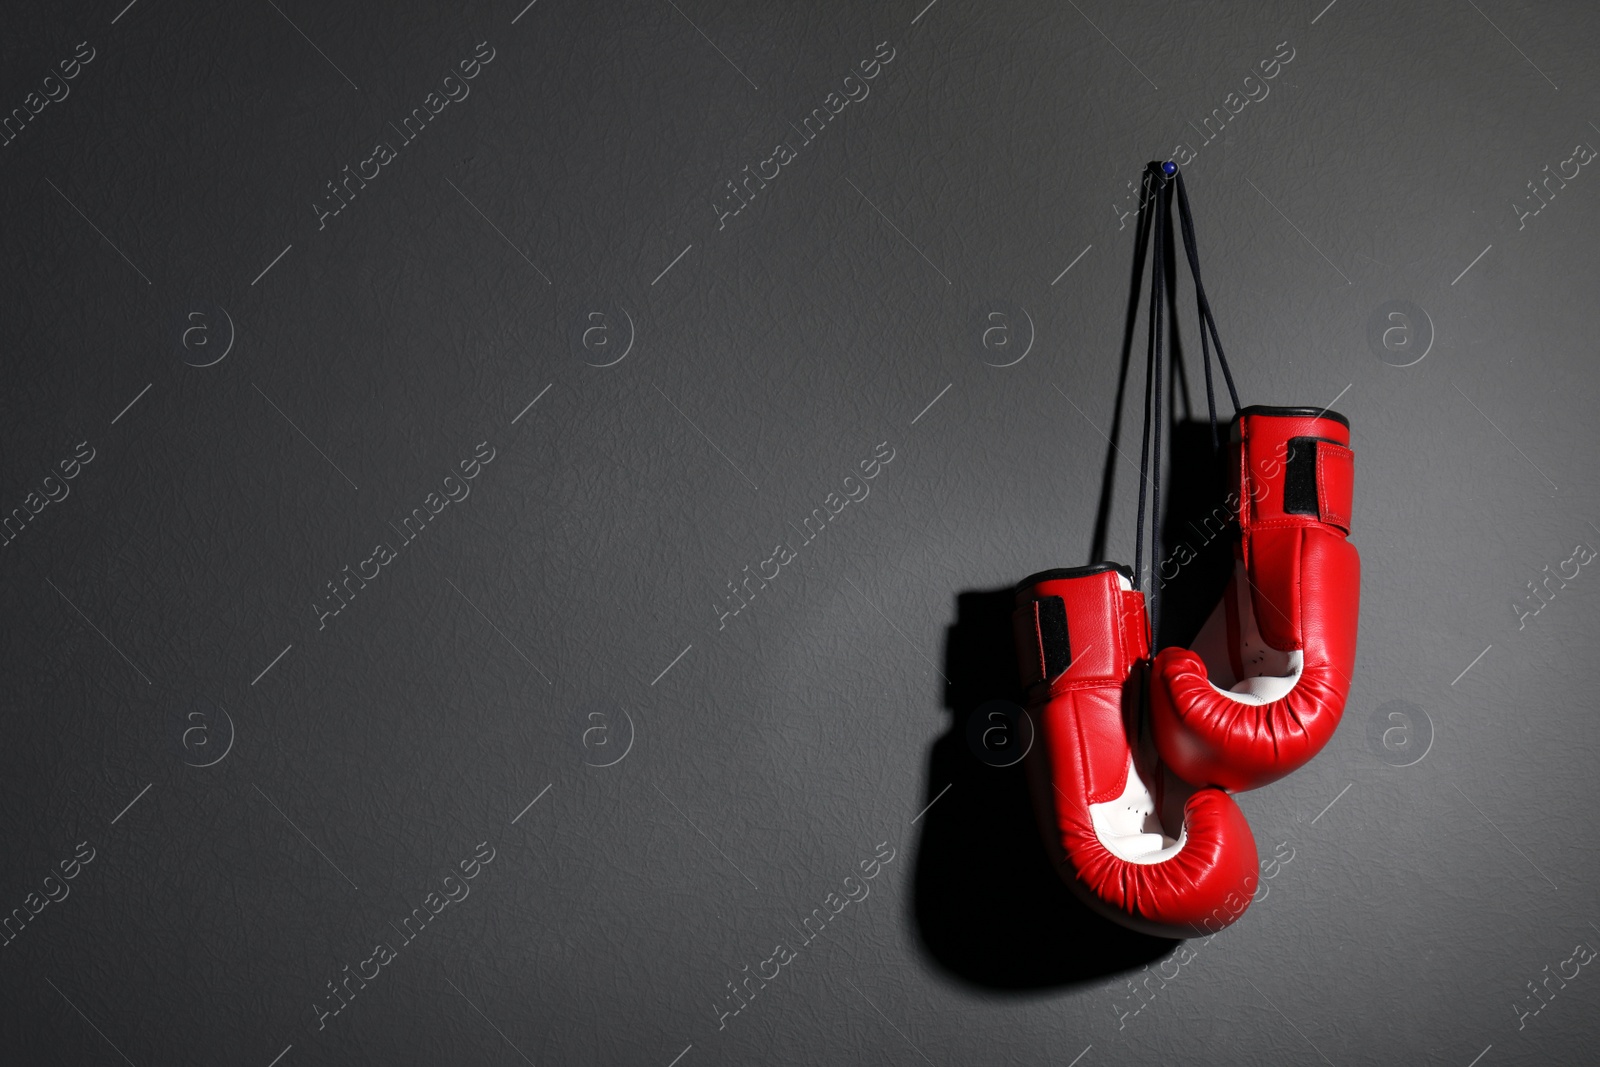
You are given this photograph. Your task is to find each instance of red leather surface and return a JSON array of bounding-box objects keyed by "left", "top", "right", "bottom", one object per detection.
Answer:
[
  {"left": 1317, "top": 442, "right": 1354, "bottom": 533},
  {"left": 1015, "top": 569, "right": 1260, "bottom": 937},
  {"left": 1152, "top": 410, "right": 1361, "bottom": 792}
]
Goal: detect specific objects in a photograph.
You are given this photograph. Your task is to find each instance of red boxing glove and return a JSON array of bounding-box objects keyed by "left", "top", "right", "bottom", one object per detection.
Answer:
[
  {"left": 1151, "top": 406, "right": 1360, "bottom": 792},
  {"left": 1014, "top": 564, "right": 1259, "bottom": 939}
]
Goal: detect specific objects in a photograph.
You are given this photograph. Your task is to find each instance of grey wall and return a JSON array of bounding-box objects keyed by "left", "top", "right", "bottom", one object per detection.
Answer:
[{"left": 1, "top": 1, "right": 1596, "bottom": 1064}]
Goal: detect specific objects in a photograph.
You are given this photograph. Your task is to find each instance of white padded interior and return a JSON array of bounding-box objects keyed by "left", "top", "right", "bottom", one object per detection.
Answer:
[
  {"left": 1089, "top": 754, "right": 1187, "bottom": 864},
  {"left": 1188, "top": 560, "right": 1304, "bottom": 706}
]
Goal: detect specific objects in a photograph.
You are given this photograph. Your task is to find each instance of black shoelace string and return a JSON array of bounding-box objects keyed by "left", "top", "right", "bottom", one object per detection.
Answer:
[
  {"left": 1130, "top": 166, "right": 1240, "bottom": 646},
  {"left": 1174, "top": 172, "right": 1242, "bottom": 447}
]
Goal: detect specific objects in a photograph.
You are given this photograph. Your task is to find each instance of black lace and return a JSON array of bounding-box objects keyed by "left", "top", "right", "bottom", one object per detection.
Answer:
[
  {"left": 1174, "top": 173, "right": 1242, "bottom": 444},
  {"left": 1131, "top": 166, "right": 1239, "bottom": 646}
]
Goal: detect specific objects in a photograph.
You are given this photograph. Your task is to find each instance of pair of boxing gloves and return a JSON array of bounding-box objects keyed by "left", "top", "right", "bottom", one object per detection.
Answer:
[{"left": 1012, "top": 406, "right": 1358, "bottom": 938}]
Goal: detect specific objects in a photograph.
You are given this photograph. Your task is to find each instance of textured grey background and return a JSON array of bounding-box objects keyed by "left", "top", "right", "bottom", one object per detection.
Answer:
[{"left": 1, "top": 0, "right": 1597, "bottom": 1064}]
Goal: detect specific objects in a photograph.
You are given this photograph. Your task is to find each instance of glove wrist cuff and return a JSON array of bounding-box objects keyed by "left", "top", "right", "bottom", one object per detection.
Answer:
[
  {"left": 1012, "top": 566, "right": 1148, "bottom": 694},
  {"left": 1234, "top": 408, "right": 1355, "bottom": 542}
]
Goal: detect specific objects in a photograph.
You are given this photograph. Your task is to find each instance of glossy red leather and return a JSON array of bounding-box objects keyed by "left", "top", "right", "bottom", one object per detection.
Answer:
[
  {"left": 1014, "top": 566, "right": 1259, "bottom": 938},
  {"left": 1151, "top": 408, "right": 1361, "bottom": 792}
]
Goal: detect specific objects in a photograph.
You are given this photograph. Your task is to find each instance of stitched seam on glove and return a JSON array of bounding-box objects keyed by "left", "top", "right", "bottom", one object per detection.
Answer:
[{"left": 1033, "top": 675, "right": 1129, "bottom": 698}]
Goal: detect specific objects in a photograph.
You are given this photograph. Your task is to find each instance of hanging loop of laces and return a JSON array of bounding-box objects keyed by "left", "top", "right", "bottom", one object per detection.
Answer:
[
  {"left": 1130, "top": 163, "right": 1240, "bottom": 647},
  {"left": 1173, "top": 172, "right": 1241, "bottom": 447}
]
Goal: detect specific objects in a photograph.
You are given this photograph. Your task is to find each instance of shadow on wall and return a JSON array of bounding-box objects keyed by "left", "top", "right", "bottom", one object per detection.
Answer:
[
  {"left": 910, "top": 588, "right": 1174, "bottom": 990},
  {"left": 1153, "top": 418, "right": 1236, "bottom": 651}
]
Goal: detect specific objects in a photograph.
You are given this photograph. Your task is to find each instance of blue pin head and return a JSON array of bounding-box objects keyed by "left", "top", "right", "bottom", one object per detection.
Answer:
[{"left": 1161, "top": 160, "right": 1178, "bottom": 177}]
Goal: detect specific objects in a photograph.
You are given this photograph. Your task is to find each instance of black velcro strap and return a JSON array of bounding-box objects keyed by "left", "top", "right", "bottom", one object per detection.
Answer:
[
  {"left": 1283, "top": 437, "right": 1320, "bottom": 516},
  {"left": 1036, "top": 596, "right": 1071, "bottom": 678}
]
